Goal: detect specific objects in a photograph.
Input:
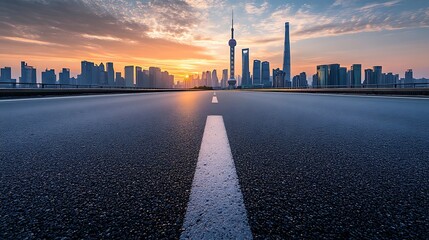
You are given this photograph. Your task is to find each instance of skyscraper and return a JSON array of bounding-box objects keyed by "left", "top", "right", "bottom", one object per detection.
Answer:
[
  {"left": 149, "top": 67, "right": 161, "bottom": 88},
  {"left": 299, "top": 72, "right": 307, "bottom": 88},
  {"left": 125, "top": 66, "right": 134, "bottom": 87},
  {"left": 328, "top": 64, "right": 340, "bottom": 87},
  {"left": 283, "top": 22, "right": 291, "bottom": 82},
  {"left": 273, "top": 68, "right": 286, "bottom": 88},
  {"left": 107, "top": 62, "right": 115, "bottom": 86},
  {"left": 405, "top": 69, "right": 413, "bottom": 87},
  {"left": 42, "top": 69, "right": 56, "bottom": 85},
  {"left": 201, "top": 71, "right": 206, "bottom": 86},
  {"left": 1, "top": 67, "right": 11, "bottom": 81},
  {"left": 253, "top": 60, "right": 261, "bottom": 86},
  {"left": 59, "top": 68, "right": 70, "bottom": 85},
  {"left": 206, "top": 71, "right": 212, "bottom": 87},
  {"left": 339, "top": 67, "right": 347, "bottom": 87},
  {"left": 261, "top": 61, "right": 270, "bottom": 87},
  {"left": 1, "top": 67, "right": 15, "bottom": 88},
  {"left": 350, "top": 64, "right": 362, "bottom": 88},
  {"left": 312, "top": 74, "right": 319, "bottom": 88},
  {"left": 20, "top": 61, "right": 37, "bottom": 88},
  {"left": 365, "top": 69, "right": 374, "bottom": 87},
  {"left": 80, "top": 61, "right": 94, "bottom": 85},
  {"left": 228, "top": 10, "right": 237, "bottom": 89},
  {"left": 317, "top": 65, "right": 328, "bottom": 87},
  {"left": 136, "top": 66, "right": 143, "bottom": 87},
  {"left": 98, "top": 63, "right": 107, "bottom": 86},
  {"left": 373, "top": 66, "right": 382, "bottom": 87},
  {"left": 212, "top": 70, "right": 219, "bottom": 88},
  {"left": 115, "top": 72, "right": 125, "bottom": 87},
  {"left": 221, "top": 69, "right": 228, "bottom": 89},
  {"left": 241, "top": 48, "right": 250, "bottom": 88}
]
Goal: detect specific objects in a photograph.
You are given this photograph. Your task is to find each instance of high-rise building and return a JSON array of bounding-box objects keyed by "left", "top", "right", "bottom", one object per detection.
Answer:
[
  {"left": 228, "top": 10, "right": 237, "bottom": 89},
  {"left": 125, "top": 66, "right": 134, "bottom": 87},
  {"left": 221, "top": 69, "right": 228, "bottom": 89},
  {"left": 136, "top": 66, "right": 144, "bottom": 87},
  {"left": 261, "top": 61, "right": 270, "bottom": 87},
  {"left": 80, "top": 61, "right": 94, "bottom": 85},
  {"left": 142, "top": 70, "right": 150, "bottom": 88},
  {"left": 317, "top": 65, "right": 329, "bottom": 87},
  {"left": 98, "top": 63, "right": 108, "bottom": 86},
  {"left": 405, "top": 69, "right": 413, "bottom": 87},
  {"left": 292, "top": 72, "right": 308, "bottom": 88},
  {"left": 312, "top": 74, "right": 319, "bottom": 88},
  {"left": 1, "top": 67, "right": 12, "bottom": 82},
  {"left": 92, "top": 64, "right": 99, "bottom": 85},
  {"left": 20, "top": 61, "right": 37, "bottom": 88},
  {"left": 201, "top": 71, "right": 206, "bottom": 86},
  {"left": 241, "top": 48, "right": 250, "bottom": 88},
  {"left": 385, "top": 72, "right": 396, "bottom": 88},
  {"left": 59, "top": 68, "right": 70, "bottom": 85},
  {"left": 273, "top": 68, "right": 286, "bottom": 88},
  {"left": 107, "top": 62, "right": 115, "bottom": 86},
  {"left": 253, "top": 60, "right": 261, "bottom": 86},
  {"left": 339, "top": 67, "right": 347, "bottom": 87},
  {"left": 42, "top": 69, "right": 56, "bottom": 85},
  {"left": 328, "top": 64, "right": 340, "bottom": 87},
  {"left": 212, "top": 70, "right": 219, "bottom": 87},
  {"left": 373, "top": 66, "right": 382, "bottom": 87},
  {"left": 350, "top": 64, "right": 362, "bottom": 88},
  {"left": 206, "top": 71, "right": 212, "bottom": 87},
  {"left": 115, "top": 72, "right": 125, "bottom": 87},
  {"left": 149, "top": 67, "right": 161, "bottom": 88},
  {"left": 0, "top": 67, "right": 16, "bottom": 88},
  {"left": 299, "top": 72, "right": 307, "bottom": 88},
  {"left": 364, "top": 69, "right": 374, "bottom": 87},
  {"left": 283, "top": 22, "right": 291, "bottom": 82}
]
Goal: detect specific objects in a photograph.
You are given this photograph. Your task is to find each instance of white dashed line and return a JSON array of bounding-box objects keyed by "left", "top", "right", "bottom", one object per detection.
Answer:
[
  {"left": 213, "top": 92, "right": 216, "bottom": 96},
  {"left": 181, "top": 115, "right": 252, "bottom": 240},
  {"left": 212, "top": 96, "right": 218, "bottom": 104}
]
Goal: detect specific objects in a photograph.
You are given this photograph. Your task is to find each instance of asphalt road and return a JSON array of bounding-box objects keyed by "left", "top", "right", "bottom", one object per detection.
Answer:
[{"left": 1, "top": 91, "right": 428, "bottom": 239}]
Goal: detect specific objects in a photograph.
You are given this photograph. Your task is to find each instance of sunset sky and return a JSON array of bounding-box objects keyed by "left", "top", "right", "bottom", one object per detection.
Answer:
[{"left": 0, "top": 0, "right": 429, "bottom": 82}]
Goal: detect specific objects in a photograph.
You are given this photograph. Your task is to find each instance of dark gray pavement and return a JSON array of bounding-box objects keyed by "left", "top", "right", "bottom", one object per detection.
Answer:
[
  {"left": 1, "top": 91, "right": 428, "bottom": 239},
  {"left": 0, "top": 92, "right": 211, "bottom": 239},
  {"left": 220, "top": 91, "right": 429, "bottom": 239}
]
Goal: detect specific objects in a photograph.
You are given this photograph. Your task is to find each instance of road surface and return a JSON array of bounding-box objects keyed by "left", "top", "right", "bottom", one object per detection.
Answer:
[{"left": 1, "top": 91, "right": 428, "bottom": 239}]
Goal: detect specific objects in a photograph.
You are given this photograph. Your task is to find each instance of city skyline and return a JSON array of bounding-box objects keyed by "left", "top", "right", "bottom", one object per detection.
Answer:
[{"left": 1, "top": 0, "right": 429, "bottom": 81}]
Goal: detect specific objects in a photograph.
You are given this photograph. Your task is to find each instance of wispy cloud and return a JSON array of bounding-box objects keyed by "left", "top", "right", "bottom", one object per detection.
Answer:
[
  {"left": 1, "top": 36, "right": 65, "bottom": 46},
  {"left": 359, "top": 0, "right": 402, "bottom": 11},
  {"left": 245, "top": 1, "right": 269, "bottom": 15},
  {"left": 81, "top": 34, "right": 122, "bottom": 41}
]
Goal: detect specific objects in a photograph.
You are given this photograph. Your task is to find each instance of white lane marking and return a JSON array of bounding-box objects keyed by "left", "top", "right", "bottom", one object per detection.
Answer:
[
  {"left": 213, "top": 92, "right": 216, "bottom": 96},
  {"left": 212, "top": 96, "right": 218, "bottom": 104},
  {"left": 181, "top": 116, "right": 252, "bottom": 240},
  {"left": 0, "top": 92, "right": 171, "bottom": 102}
]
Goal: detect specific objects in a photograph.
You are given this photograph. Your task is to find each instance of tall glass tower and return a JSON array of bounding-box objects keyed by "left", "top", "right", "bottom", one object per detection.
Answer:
[
  {"left": 283, "top": 22, "right": 291, "bottom": 83},
  {"left": 228, "top": 10, "right": 237, "bottom": 89},
  {"left": 241, "top": 48, "right": 250, "bottom": 88}
]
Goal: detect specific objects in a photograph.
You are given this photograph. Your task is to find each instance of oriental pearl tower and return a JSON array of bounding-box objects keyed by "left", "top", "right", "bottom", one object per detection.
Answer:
[{"left": 227, "top": 10, "right": 237, "bottom": 89}]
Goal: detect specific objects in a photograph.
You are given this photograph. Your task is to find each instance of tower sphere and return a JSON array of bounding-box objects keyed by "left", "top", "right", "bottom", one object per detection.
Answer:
[{"left": 229, "top": 39, "right": 236, "bottom": 47}]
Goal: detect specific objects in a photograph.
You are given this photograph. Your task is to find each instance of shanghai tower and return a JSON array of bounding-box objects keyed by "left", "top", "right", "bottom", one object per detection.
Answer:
[
  {"left": 283, "top": 22, "right": 291, "bottom": 82},
  {"left": 227, "top": 10, "right": 237, "bottom": 89}
]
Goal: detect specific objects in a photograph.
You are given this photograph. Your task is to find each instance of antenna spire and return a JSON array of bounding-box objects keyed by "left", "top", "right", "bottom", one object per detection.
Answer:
[
  {"left": 231, "top": 9, "right": 234, "bottom": 39},
  {"left": 232, "top": 9, "right": 234, "bottom": 28}
]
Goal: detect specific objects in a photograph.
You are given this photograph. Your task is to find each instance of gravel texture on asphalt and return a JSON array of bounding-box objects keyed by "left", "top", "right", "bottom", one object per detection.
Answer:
[
  {"left": 1, "top": 91, "right": 429, "bottom": 239},
  {"left": 0, "top": 92, "right": 210, "bottom": 239},
  {"left": 221, "top": 92, "right": 429, "bottom": 239}
]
